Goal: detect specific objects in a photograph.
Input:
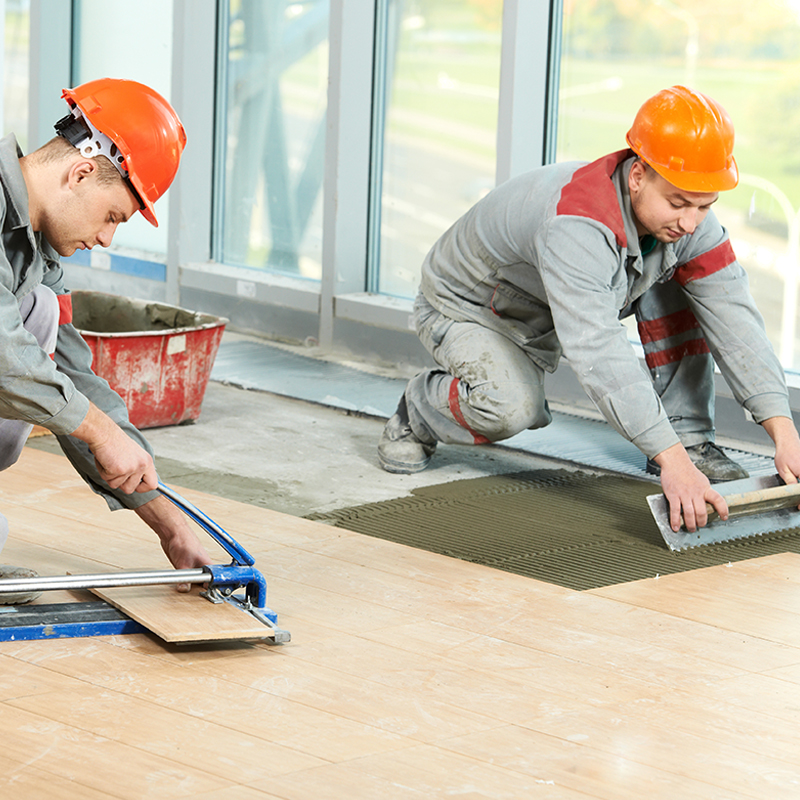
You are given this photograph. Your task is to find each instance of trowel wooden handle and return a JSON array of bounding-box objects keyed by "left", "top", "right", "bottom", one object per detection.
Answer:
[{"left": 698, "top": 482, "right": 800, "bottom": 526}]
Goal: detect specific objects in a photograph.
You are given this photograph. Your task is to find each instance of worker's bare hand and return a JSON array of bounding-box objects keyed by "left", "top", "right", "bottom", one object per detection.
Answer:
[
  {"left": 655, "top": 443, "right": 728, "bottom": 532},
  {"left": 92, "top": 433, "right": 158, "bottom": 493},
  {"left": 764, "top": 417, "right": 800, "bottom": 491},
  {"left": 71, "top": 403, "right": 158, "bottom": 493},
  {"left": 762, "top": 416, "right": 800, "bottom": 511},
  {"left": 135, "top": 496, "right": 213, "bottom": 592},
  {"left": 159, "top": 530, "right": 213, "bottom": 591}
]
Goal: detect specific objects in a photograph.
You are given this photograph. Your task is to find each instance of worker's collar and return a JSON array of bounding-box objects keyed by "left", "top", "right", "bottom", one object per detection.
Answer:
[
  {"left": 614, "top": 156, "right": 648, "bottom": 258},
  {"left": 0, "top": 133, "right": 32, "bottom": 231}
]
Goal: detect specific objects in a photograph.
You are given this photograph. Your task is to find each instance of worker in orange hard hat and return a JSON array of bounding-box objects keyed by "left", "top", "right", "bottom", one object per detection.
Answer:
[
  {"left": 378, "top": 85, "right": 800, "bottom": 536},
  {"left": 626, "top": 85, "right": 738, "bottom": 193},
  {"left": 0, "top": 78, "right": 210, "bottom": 604},
  {"left": 55, "top": 77, "right": 187, "bottom": 227}
]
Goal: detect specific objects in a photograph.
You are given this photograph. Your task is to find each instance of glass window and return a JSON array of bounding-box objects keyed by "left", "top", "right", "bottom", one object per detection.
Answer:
[
  {"left": 557, "top": 0, "right": 800, "bottom": 370},
  {"left": 371, "top": 0, "right": 503, "bottom": 299},
  {"left": 215, "top": 0, "right": 329, "bottom": 280},
  {"left": 73, "top": 0, "right": 174, "bottom": 256},
  {"left": 3, "top": 0, "right": 29, "bottom": 149}
]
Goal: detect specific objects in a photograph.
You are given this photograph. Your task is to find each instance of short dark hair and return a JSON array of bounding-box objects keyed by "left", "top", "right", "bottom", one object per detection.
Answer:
[{"left": 36, "top": 135, "right": 125, "bottom": 187}]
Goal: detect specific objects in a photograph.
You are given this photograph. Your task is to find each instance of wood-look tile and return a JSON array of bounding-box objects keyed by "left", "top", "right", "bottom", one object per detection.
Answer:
[
  {"left": 0, "top": 653, "right": 83, "bottom": 700},
  {"left": 4, "top": 639, "right": 412, "bottom": 763},
  {"left": 248, "top": 762, "right": 431, "bottom": 800},
  {"left": 8, "top": 687, "right": 326, "bottom": 782},
  {"left": 440, "top": 723, "right": 757, "bottom": 800},
  {"left": 690, "top": 671, "right": 800, "bottom": 723},
  {"left": 265, "top": 745, "right": 596, "bottom": 800},
  {"left": 0, "top": 704, "right": 228, "bottom": 798},
  {"left": 764, "top": 662, "right": 800, "bottom": 684},
  {"left": 0, "top": 752, "right": 120, "bottom": 800},
  {"left": 525, "top": 698, "right": 800, "bottom": 799},
  {"left": 3, "top": 448, "right": 800, "bottom": 799},
  {"left": 193, "top": 789, "right": 285, "bottom": 800},
  {"left": 90, "top": 583, "right": 276, "bottom": 642}
]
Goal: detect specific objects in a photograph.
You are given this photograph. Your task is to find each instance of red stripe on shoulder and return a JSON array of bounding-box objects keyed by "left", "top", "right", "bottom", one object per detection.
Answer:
[
  {"left": 673, "top": 240, "right": 736, "bottom": 286},
  {"left": 556, "top": 149, "right": 630, "bottom": 248}
]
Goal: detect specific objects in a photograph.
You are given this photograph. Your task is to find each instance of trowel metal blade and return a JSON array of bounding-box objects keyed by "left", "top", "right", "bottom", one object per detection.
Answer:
[{"left": 647, "top": 473, "right": 800, "bottom": 551}]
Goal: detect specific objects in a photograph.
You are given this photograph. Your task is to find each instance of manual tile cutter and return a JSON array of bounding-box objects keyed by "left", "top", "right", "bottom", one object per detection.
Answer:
[{"left": 0, "top": 482, "right": 290, "bottom": 644}]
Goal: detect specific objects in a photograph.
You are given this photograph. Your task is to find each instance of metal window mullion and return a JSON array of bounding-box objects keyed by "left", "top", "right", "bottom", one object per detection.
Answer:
[
  {"left": 365, "top": 0, "right": 390, "bottom": 295},
  {"left": 496, "top": 0, "right": 560, "bottom": 185},
  {"left": 319, "top": 0, "right": 376, "bottom": 348},
  {"left": 170, "top": 0, "right": 216, "bottom": 306}
]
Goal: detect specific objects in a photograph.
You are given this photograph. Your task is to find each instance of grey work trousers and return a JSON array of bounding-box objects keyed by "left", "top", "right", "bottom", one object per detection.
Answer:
[
  {"left": 404, "top": 281, "right": 715, "bottom": 450},
  {"left": 0, "top": 285, "right": 60, "bottom": 556}
]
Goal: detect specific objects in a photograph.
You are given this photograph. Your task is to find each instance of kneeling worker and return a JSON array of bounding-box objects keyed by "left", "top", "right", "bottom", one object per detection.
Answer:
[
  {"left": 0, "top": 78, "right": 211, "bottom": 603},
  {"left": 379, "top": 86, "right": 800, "bottom": 535}
]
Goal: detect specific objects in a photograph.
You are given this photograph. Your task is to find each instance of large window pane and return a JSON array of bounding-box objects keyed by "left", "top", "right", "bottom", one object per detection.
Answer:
[
  {"left": 74, "top": 0, "right": 173, "bottom": 256},
  {"left": 558, "top": 0, "right": 800, "bottom": 370},
  {"left": 216, "top": 0, "right": 328, "bottom": 280},
  {"left": 372, "top": 0, "right": 503, "bottom": 299},
  {"left": 3, "top": 0, "right": 29, "bottom": 148}
]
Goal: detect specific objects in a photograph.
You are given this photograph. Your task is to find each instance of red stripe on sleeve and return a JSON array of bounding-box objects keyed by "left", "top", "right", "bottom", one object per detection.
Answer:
[
  {"left": 638, "top": 308, "right": 701, "bottom": 345},
  {"left": 644, "top": 338, "right": 710, "bottom": 369},
  {"left": 673, "top": 240, "right": 736, "bottom": 286}
]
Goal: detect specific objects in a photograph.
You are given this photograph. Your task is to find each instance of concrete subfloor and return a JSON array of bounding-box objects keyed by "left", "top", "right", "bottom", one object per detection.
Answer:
[{"left": 27, "top": 377, "right": 595, "bottom": 519}]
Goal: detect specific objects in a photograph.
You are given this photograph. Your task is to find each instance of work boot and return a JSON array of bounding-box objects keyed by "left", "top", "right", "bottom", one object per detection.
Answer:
[
  {"left": 0, "top": 565, "right": 41, "bottom": 605},
  {"left": 378, "top": 396, "right": 437, "bottom": 474},
  {"left": 646, "top": 442, "right": 749, "bottom": 483}
]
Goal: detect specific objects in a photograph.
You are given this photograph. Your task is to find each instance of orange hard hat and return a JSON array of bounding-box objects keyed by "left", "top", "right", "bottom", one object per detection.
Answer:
[
  {"left": 56, "top": 78, "right": 187, "bottom": 227},
  {"left": 625, "top": 85, "right": 738, "bottom": 193}
]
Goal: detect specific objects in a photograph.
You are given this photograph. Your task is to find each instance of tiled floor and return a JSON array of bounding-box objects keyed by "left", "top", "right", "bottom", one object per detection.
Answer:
[{"left": 1, "top": 449, "right": 799, "bottom": 798}]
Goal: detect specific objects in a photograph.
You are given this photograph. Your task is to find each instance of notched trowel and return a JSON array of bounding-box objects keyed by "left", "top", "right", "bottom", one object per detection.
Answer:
[{"left": 647, "top": 473, "right": 800, "bottom": 551}]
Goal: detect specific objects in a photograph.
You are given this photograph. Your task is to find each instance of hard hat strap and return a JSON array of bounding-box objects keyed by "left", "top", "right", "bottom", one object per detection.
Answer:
[
  {"left": 54, "top": 106, "right": 129, "bottom": 180},
  {"left": 54, "top": 105, "right": 146, "bottom": 212}
]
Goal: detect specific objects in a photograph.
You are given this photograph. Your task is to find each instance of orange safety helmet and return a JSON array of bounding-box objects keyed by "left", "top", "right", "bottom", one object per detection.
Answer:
[
  {"left": 55, "top": 78, "right": 187, "bottom": 227},
  {"left": 625, "top": 85, "right": 738, "bottom": 193}
]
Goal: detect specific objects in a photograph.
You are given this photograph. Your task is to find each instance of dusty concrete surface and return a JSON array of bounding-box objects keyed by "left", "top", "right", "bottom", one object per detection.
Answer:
[{"left": 27, "top": 380, "right": 588, "bottom": 518}]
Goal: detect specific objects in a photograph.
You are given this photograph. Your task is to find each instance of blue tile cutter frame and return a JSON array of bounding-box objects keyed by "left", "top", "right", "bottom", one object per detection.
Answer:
[{"left": 0, "top": 482, "right": 290, "bottom": 644}]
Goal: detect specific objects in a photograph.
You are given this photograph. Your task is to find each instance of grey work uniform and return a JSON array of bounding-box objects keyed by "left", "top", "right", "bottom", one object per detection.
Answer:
[
  {"left": 404, "top": 150, "right": 790, "bottom": 458},
  {"left": 0, "top": 134, "right": 158, "bottom": 553}
]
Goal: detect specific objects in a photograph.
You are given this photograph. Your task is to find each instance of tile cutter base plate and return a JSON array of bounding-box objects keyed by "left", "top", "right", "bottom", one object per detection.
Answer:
[{"left": 0, "top": 482, "right": 290, "bottom": 644}]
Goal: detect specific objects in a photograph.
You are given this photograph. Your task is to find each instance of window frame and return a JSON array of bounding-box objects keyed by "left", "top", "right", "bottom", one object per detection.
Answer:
[{"left": 26, "top": 0, "right": 797, "bottom": 447}]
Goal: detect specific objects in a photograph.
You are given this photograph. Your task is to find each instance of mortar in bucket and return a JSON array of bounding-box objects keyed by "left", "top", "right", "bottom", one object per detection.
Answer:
[{"left": 71, "top": 290, "right": 228, "bottom": 429}]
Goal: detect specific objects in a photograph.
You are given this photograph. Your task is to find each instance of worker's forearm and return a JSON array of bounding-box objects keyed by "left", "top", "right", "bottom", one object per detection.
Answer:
[
  {"left": 69, "top": 401, "right": 117, "bottom": 449},
  {"left": 761, "top": 415, "right": 800, "bottom": 448},
  {"left": 652, "top": 442, "right": 692, "bottom": 472},
  {"left": 135, "top": 496, "right": 213, "bottom": 585},
  {"left": 68, "top": 402, "right": 158, "bottom": 493}
]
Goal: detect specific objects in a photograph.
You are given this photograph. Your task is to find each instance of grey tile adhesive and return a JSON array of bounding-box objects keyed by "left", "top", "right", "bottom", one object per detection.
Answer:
[
  {"left": 212, "top": 340, "right": 800, "bottom": 588},
  {"left": 307, "top": 470, "right": 800, "bottom": 590}
]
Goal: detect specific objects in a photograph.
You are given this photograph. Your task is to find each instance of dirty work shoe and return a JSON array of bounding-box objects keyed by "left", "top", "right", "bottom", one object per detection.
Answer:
[
  {"left": 0, "top": 565, "right": 41, "bottom": 605},
  {"left": 378, "top": 398, "right": 437, "bottom": 474},
  {"left": 646, "top": 442, "right": 749, "bottom": 483}
]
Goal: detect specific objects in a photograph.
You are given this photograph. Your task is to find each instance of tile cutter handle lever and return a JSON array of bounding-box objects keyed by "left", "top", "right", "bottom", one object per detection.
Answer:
[{"left": 157, "top": 481, "right": 256, "bottom": 567}]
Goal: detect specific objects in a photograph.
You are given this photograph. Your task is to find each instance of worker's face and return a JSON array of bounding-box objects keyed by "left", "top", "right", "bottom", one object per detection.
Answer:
[
  {"left": 41, "top": 159, "right": 140, "bottom": 257},
  {"left": 628, "top": 161, "right": 718, "bottom": 243}
]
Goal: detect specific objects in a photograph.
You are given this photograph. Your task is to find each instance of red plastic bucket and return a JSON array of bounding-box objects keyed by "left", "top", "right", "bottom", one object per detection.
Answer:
[{"left": 72, "top": 291, "right": 228, "bottom": 429}]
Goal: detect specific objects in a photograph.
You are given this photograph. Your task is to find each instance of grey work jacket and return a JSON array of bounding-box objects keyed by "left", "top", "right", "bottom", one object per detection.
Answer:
[
  {"left": 420, "top": 149, "right": 790, "bottom": 457},
  {"left": 0, "top": 133, "right": 157, "bottom": 510}
]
